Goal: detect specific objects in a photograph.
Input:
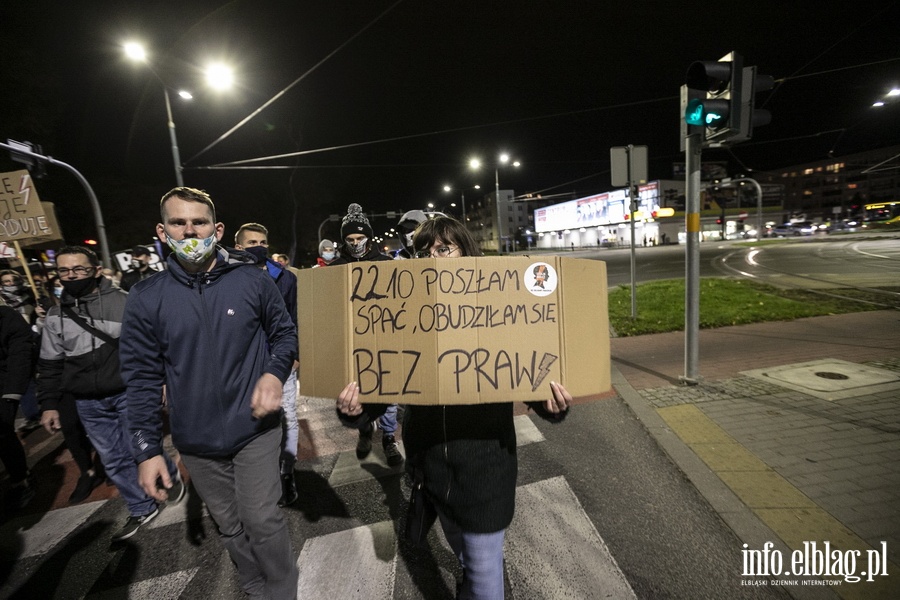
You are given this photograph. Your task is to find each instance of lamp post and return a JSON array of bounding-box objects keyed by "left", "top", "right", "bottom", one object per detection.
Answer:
[
  {"left": 442, "top": 183, "right": 481, "bottom": 226},
  {"left": 124, "top": 42, "right": 233, "bottom": 187},
  {"left": 470, "top": 155, "right": 520, "bottom": 253}
]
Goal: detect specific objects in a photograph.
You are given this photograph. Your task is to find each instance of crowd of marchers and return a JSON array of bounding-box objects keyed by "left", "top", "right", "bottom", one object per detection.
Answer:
[{"left": 0, "top": 189, "right": 573, "bottom": 600}]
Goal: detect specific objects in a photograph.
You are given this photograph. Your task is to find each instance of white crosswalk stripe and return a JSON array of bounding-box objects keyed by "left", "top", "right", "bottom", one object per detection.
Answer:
[
  {"left": 5, "top": 403, "right": 633, "bottom": 599},
  {"left": 0, "top": 500, "right": 107, "bottom": 560},
  {"left": 297, "top": 521, "right": 397, "bottom": 598},
  {"left": 507, "top": 477, "right": 637, "bottom": 599}
]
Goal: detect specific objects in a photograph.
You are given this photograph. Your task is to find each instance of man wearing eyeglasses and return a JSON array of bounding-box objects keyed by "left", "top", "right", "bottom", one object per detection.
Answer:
[{"left": 36, "top": 246, "right": 184, "bottom": 541}]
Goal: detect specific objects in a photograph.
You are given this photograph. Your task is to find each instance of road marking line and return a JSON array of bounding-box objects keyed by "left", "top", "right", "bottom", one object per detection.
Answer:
[
  {"left": 296, "top": 521, "right": 396, "bottom": 599},
  {"left": 507, "top": 476, "right": 637, "bottom": 599}
]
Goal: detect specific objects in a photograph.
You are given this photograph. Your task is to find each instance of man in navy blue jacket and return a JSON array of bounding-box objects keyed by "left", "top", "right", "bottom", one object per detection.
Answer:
[{"left": 120, "top": 187, "right": 299, "bottom": 600}]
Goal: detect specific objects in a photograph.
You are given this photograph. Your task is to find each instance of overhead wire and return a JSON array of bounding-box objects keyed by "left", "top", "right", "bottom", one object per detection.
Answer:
[{"left": 183, "top": 0, "right": 406, "bottom": 166}]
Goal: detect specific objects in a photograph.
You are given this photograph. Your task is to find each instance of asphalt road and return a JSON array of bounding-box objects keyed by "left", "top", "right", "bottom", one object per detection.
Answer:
[{"left": 586, "top": 233, "right": 900, "bottom": 289}]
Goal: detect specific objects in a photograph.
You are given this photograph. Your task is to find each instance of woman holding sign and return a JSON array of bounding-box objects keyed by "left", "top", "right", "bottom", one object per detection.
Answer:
[{"left": 336, "top": 216, "right": 572, "bottom": 600}]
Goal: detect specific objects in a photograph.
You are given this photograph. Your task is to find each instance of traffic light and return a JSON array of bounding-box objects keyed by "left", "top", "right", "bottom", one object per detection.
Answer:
[
  {"left": 684, "top": 52, "right": 743, "bottom": 146},
  {"left": 732, "top": 65, "right": 774, "bottom": 143},
  {"left": 683, "top": 52, "right": 774, "bottom": 148}
]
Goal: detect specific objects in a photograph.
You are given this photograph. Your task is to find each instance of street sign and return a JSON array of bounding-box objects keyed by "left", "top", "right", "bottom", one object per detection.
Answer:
[{"left": 610, "top": 146, "right": 648, "bottom": 187}]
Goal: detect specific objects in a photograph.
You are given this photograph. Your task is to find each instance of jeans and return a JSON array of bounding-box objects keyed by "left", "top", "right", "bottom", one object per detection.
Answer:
[
  {"left": 437, "top": 509, "right": 506, "bottom": 600},
  {"left": 19, "top": 380, "right": 40, "bottom": 421},
  {"left": 181, "top": 426, "right": 297, "bottom": 600},
  {"left": 76, "top": 392, "right": 178, "bottom": 517},
  {"left": 280, "top": 370, "right": 298, "bottom": 473},
  {"left": 378, "top": 404, "right": 398, "bottom": 436}
]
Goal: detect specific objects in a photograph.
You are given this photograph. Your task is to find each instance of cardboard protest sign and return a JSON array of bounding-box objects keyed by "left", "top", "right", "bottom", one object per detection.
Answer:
[
  {"left": 0, "top": 170, "right": 52, "bottom": 243},
  {"left": 298, "top": 256, "right": 609, "bottom": 405},
  {"left": 17, "top": 202, "right": 64, "bottom": 248}
]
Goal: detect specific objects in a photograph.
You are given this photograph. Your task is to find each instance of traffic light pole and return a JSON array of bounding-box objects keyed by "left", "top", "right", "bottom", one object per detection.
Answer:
[{"left": 682, "top": 132, "right": 702, "bottom": 385}]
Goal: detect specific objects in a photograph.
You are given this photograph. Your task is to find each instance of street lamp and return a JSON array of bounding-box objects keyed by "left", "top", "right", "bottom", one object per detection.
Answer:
[
  {"left": 123, "top": 42, "right": 233, "bottom": 187},
  {"left": 470, "top": 155, "right": 520, "bottom": 253},
  {"left": 442, "top": 183, "right": 481, "bottom": 225}
]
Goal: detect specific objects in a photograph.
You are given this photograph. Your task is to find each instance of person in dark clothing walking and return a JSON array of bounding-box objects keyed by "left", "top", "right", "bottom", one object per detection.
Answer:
[
  {"left": 329, "top": 203, "right": 404, "bottom": 467},
  {"left": 337, "top": 216, "right": 572, "bottom": 600},
  {"left": 0, "top": 303, "right": 36, "bottom": 512},
  {"left": 234, "top": 221, "right": 300, "bottom": 507},
  {"left": 119, "top": 246, "right": 156, "bottom": 292}
]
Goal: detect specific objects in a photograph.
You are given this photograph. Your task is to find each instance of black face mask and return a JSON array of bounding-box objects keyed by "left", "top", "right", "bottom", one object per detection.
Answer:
[
  {"left": 61, "top": 276, "right": 99, "bottom": 298},
  {"left": 244, "top": 246, "right": 269, "bottom": 264}
]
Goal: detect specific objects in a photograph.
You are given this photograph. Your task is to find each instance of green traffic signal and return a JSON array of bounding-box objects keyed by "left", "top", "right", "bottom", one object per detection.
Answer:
[{"left": 684, "top": 98, "right": 728, "bottom": 128}]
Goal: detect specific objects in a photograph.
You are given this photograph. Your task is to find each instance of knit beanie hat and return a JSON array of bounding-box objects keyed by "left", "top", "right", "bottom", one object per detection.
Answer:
[
  {"left": 319, "top": 239, "right": 335, "bottom": 255},
  {"left": 341, "top": 203, "right": 373, "bottom": 240}
]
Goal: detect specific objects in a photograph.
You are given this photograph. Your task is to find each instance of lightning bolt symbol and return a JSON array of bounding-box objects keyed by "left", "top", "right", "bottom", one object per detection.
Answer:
[
  {"left": 532, "top": 353, "right": 558, "bottom": 391},
  {"left": 19, "top": 173, "right": 31, "bottom": 206}
]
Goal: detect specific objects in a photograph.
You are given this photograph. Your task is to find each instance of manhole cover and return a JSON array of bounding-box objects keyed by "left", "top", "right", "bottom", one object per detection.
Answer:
[
  {"left": 740, "top": 359, "right": 900, "bottom": 400},
  {"left": 815, "top": 371, "right": 850, "bottom": 380}
]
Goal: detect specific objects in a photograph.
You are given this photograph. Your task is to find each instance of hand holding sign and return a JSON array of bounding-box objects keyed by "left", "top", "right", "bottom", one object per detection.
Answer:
[
  {"left": 545, "top": 381, "right": 572, "bottom": 414},
  {"left": 337, "top": 381, "right": 363, "bottom": 416}
]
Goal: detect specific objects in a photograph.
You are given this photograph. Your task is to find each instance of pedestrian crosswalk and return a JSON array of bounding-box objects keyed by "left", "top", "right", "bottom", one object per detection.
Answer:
[{"left": 2, "top": 397, "right": 636, "bottom": 599}]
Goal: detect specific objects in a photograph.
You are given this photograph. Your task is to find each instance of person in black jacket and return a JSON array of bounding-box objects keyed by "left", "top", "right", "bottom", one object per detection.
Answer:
[
  {"left": 329, "top": 203, "right": 405, "bottom": 467},
  {"left": 0, "top": 302, "right": 36, "bottom": 511},
  {"left": 234, "top": 221, "right": 300, "bottom": 507},
  {"left": 337, "top": 216, "right": 572, "bottom": 600},
  {"left": 119, "top": 245, "right": 156, "bottom": 292}
]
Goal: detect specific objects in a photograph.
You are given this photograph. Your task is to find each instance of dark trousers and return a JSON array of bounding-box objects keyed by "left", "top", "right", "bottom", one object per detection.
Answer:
[
  {"left": 0, "top": 399, "right": 29, "bottom": 483},
  {"left": 57, "top": 396, "right": 96, "bottom": 475}
]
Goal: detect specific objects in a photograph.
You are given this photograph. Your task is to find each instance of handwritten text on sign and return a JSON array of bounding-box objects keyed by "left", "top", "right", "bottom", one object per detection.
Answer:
[
  {"left": 348, "top": 260, "right": 561, "bottom": 398},
  {"left": 0, "top": 171, "right": 50, "bottom": 243}
]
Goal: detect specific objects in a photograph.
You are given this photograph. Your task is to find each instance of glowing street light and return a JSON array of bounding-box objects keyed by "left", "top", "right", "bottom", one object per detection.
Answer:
[
  {"left": 123, "top": 41, "right": 234, "bottom": 186},
  {"left": 442, "top": 183, "right": 480, "bottom": 225},
  {"left": 470, "top": 154, "right": 520, "bottom": 253}
]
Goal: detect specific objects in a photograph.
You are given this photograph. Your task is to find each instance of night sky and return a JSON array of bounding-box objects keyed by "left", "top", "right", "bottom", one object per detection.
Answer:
[{"left": 3, "top": 1, "right": 899, "bottom": 262}]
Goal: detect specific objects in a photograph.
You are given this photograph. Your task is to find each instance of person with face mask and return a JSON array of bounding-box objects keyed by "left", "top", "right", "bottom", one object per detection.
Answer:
[
  {"left": 234, "top": 222, "right": 300, "bottom": 508},
  {"left": 313, "top": 239, "right": 338, "bottom": 267},
  {"left": 327, "top": 204, "right": 404, "bottom": 467},
  {"left": 0, "top": 270, "right": 36, "bottom": 324},
  {"left": 329, "top": 203, "right": 393, "bottom": 266},
  {"left": 36, "top": 246, "right": 184, "bottom": 530},
  {"left": 393, "top": 209, "right": 446, "bottom": 259},
  {"left": 119, "top": 188, "right": 299, "bottom": 599},
  {"left": 119, "top": 246, "right": 156, "bottom": 292}
]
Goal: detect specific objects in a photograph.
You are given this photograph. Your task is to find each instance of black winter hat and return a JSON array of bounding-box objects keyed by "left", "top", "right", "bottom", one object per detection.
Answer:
[{"left": 340, "top": 203, "right": 373, "bottom": 240}]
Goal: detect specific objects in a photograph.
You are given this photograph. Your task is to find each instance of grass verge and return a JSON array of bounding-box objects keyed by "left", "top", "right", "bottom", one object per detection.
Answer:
[{"left": 609, "top": 278, "right": 900, "bottom": 337}]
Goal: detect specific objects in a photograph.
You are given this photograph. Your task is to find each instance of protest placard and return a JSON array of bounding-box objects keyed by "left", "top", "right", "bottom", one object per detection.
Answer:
[{"left": 298, "top": 256, "right": 609, "bottom": 405}]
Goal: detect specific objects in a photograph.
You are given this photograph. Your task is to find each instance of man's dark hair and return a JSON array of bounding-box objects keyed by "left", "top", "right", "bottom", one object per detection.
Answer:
[
  {"left": 57, "top": 246, "right": 101, "bottom": 267},
  {"left": 412, "top": 216, "right": 482, "bottom": 257},
  {"left": 235, "top": 222, "right": 268, "bottom": 246},
  {"left": 159, "top": 187, "right": 216, "bottom": 221}
]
